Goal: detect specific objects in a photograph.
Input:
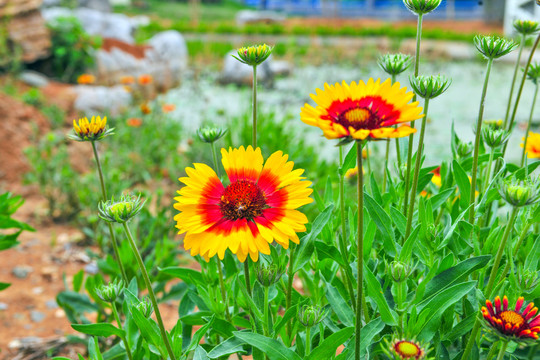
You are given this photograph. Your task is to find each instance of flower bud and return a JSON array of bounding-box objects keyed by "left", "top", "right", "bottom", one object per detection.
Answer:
[
  {"left": 98, "top": 194, "right": 145, "bottom": 223},
  {"left": 456, "top": 140, "right": 473, "bottom": 159},
  {"left": 514, "top": 20, "right": 540, "bottom": 36},
  {"left": 474, "top": 35, "right": 517, "bottom": 60},
  {"left": 527, "top": 62, "right": 540, "bottom": 85},
  {"left": 378, "top": 54, "right": 412, "bottom": 76},
  {"left": 389, "top": 261, "right": 413, "bottom": 283},
  {"left": 482, "top": 127, "right": 511, "bottom": 149},
  {"left": 95, "top": 279, "right": 123, "bottom": 302},
  {"left": 256, "top": 263, "right": 284, "bottom": 287},
  {"left": 402, "top": 0, "right": 441, "bottom": 15},
  {"left": 517, "top": 268, "right": 540, "bottom": 293},
  {"left": 196, "top": 126, "right": 228, "bottom": 144},
  {"left": 233, "top": 44, "right": 273, "bottom": 66},
  {"left": 484, "top": 119, "right": 504, "bottom": 130},
  {"left": 69, "top": 116, "right": 114, "bottom": 142},
  {"left": 136, "top": 297, "right": 154, "bottom": 318},
  {"left": 499, "top": 177, "right": 540, "bottom": 207},
  {"left": 298, "top": 305, "right": 327, "bottom": 328},
  {"left": 409, "top": 75, "right": 451, "bottom": 100}
]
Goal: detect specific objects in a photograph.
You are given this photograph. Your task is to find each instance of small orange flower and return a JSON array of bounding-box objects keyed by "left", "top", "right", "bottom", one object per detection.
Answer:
[
  {"left": 120, "top": 75, "right": 135, "bottom": 85},
  {"left": 140, "top": 103, "right": 151, "bottom": 115},
  {"left": 521, "top": 131, "right": 540, "bottom": 159},
  {"left": 77, "top": 74, "right": 95, "bottom": 85},
  {"left": 138, "top": 74, "right": 153, "bottom": 85},
  {"left": 431, "top": 166, "right": 441, "bottom": 187},
  {"left": 482, "top": 296, "right": 540, "bottom": 341},
  {"left": 126, "top": 118, "right": 143, "bottom": 128},
  {"left": 162, "top": 104, "right": 176, "bottom": 113}
]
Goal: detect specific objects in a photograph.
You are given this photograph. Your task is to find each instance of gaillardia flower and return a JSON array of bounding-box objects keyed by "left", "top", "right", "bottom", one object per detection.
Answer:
[
  {"left": 385, "top": 338, "right": 428, "bottom": 360},
  {"left": 174, "top": 146, "right": 313, "bottom": 262},
  {"left": 522, "top": 131, "right": 540, "bottom": 158},
  {"left": 482, "top": 296, "right": 540, "bottom": 341},
  {"left": 77, "top": 73, "right": 95, "bottom": 85},
  {"left": 300, "top": 78, "right": 423, "bottom": 141},
  {"left": 70, "top": 116, "right": 113, "bottom": 142}
]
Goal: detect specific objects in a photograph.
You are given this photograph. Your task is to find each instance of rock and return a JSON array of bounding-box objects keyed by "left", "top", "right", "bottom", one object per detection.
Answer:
[
  {"left": 41, "top": 266, "right": 58, "bottom": 282},
  {"left": 42, "top": 0, "right": 61, "bottom": 7},
  {"left": 12, "top": 265, "right": 33, "bottom": 279},
  {"left": 73, "top": 85, "right": 132, "bottom": 115},
  {"left": 45, "top": 299, "right": 58, "bottom": 309},
  {"left": 78, "top": 0, "right": 111, "bottom": 12},
  {"left": 32, "top": 287, "right": 44, "bottom": 295},
  {"left": 269, "top": 60, "right": 293, "bottom": 77},
  {"left": 0, "top": 302, "right": 8, "bottom": 310},
  {"left": 19, "top": 71, "right": 50, "bottom": 88},
  {"left": 220, "top": 50, "right": 273, "bottom": 86},
  {"left": 0, "top": 0, "right": 42, "bottom": 16},
  {"left": 30, "top": 311, "right": 46, "bottom": 323},
  {"left": 84, "top": 262, "right": 98, "bottom": 275},
  {"left": 146, "top": 30, "right": 188, "bottom": 83},
  {"left": 235, "top": 10, "right": 285, "bottom": 26}
]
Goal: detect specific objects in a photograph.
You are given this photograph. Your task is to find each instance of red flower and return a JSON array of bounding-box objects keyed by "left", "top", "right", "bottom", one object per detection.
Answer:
[{"left": 482, "top": 296, "right": 540, "bottom": 340}]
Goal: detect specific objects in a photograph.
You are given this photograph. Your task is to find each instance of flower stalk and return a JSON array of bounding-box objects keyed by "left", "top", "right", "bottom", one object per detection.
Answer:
[
  {"left": 111, "top": 300, "right": 134, "bottom": 360},
  {"left": 503, "top": 34, "right": 525, "bottom": 129},
  {"left": 496, "top": 341, "right": 508, "bottom": 360},
  {"left": 354, "top": 141, "right": 364, "bottom": 360},
  {"left": 521, "top": 82, "right": 539, "bottom": 166}
]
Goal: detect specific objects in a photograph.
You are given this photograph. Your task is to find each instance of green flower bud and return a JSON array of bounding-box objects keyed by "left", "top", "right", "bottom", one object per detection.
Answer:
[
  {"left": 409, "top": 75, "right": 451, "bottom": 99},
  {"left": 136, "top": 297, "right": 154, "bottom": 318},
  {"left": 389, "top": 261, "right": 414, "bottom": 283},
  {"left": 402, "top": 0, "right": 441, "bottom": 15},
  {"left": 482, "top": 127, "right": 511, "bottom": 149},
  {"left": 499, "top": 177, "right": 540, "bottom": 207},
  {"left": 514, "top": 20, "right": 540, "bottom": 35},
  {"left": 527, "top": 62, "right": 540, "bottom": 85},
  {"left": 298, "top": 305, "right": 327, "bottom": 328},
  {"left": 232, "top": 44, "right": 273, "bottom": 66},
  {"left": 516, "top": 267, "right": 540, "bottom": 293},
  {"left": 484, "top": 119, "right": 504, "bottom": 130},
  {"left": 456, "top": 140, "right": 473, "bottom": 159},
  {"left": 378, "top": 53, "right": 412, "bottom": 76},
  {"left": 256, "top": 263, "right": 284, "bottom": 287},
  {"left": 95, "top": 279, "right": 123, "bottom": 302},
  {"left": 196, "top": 126, "right": 227, "bottom": 144},
  {"left": 98, "top": 194, "right": 145, "bottom": 223},
  {"left": 474, "top": 35, "right": 517, "bottom": 60}
]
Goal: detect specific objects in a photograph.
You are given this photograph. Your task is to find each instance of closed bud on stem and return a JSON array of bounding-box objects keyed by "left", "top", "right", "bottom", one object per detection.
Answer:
[
  {"left": 526, "top": 62, "right": 540, "bottom": 85},
  {"left": 499, "top": 177, "right": 540, "bottom": 207},
  {"left": 482, "top": 127, "right": 511, "bottom": 149},
  {"left": 456, "top": 140, "right": 473, "bottom": 159},
  {"left": 378, "top": 53, "right": 412, "bottom": 76},
  {"left": 232, "top": 44, "right": 273, "bottom": 66},
  {"left": 256, "top": 263, "right": 284, "bottom": 287},
  {"left": 389, "top": 261, "right": 413, "bottom": 283},
  {"left": 95, "top": 279, "right": 123, "bottom": 302},
  {"left": 402, "top": 0, "right": 441, "bottom": 15},
  {"left": 516, "top": 267, "right": 540, "bottom": 293},
  {"left": 484, "top": 119, "right": 504, "bottom": 130},
  {"left": 514, "top": 20, "right": 540, "bottom": 36},
  {"left": 298, "top": 305, "right": 328, "bottom": 328},
  {"left": 136, "top": 297, "right": 154, "bottom": 318},
  {"left": 98, "top": 194, "right": 145, "bottom": 223},
  {"left": 474, "top": 35, "right": 517, "bottom": 60},
  {"left": 196, "top": 126, "right": 228, "bottom": 144},
  {"left": 409, "top": 75, "right": 451, "bottom": 99}
]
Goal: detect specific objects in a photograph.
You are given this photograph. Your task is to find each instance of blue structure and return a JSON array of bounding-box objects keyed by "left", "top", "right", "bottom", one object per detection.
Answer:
[{"left": 243, "top": 0, "right": 482, "bottom": 19}]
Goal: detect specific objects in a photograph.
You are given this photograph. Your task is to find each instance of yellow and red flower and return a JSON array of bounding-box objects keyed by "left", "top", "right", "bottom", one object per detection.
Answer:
[
  {"left": 138, "top": 74, "right": 153, "bottom": 85},
  {"left": 77, "top": 74, "right": 95, "bottom": 85},
  {"left": 140, "top": 103, "right": 151, "bottom": 115},
  {"left": 300, "top": 78, "right": 423, "bottom": 141},
  {"left": 431, "top": 166, "right": 441, "bottom": 187},
  {"left": 126, "top": 117, "right": 143, "bottom": 128},
  {"left": 482, "top": 296, "right": 540, "bottom": 341},
  {"left": 174, "top": 146, "right": 313, "bottom": 262},
  {"left": 70, "top": 116, "right": 113, "bottom": 142},
  {"left": 521, "top": 131, "right": 540, "bottom": 159},
  {"left": 389, "top": 338, "right": 426, "bottom": 359}
]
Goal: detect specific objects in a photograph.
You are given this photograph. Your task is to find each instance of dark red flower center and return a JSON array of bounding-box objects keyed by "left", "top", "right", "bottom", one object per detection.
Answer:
[
  {"left": 324, "top": 96, "right": 401, "bottom": 131},
  {"left": 394, "top": 340, "right": 422, "bottom": 359},
  {"left": 220, "top": 180, "right": 266, "bottom": 220}
]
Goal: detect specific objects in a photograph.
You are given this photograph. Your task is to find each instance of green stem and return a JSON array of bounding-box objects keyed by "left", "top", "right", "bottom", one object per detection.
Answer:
[
  {"left": 286, "top": 244, "right": 296, "bottom": 341},
  {"left": 482, "top": 148, "right": 495, "bottom": 196},
  {"left": 468, "top": 58, "right": 493, "bottom": 226},
  {"left": 111, "top": 301, "right": 134, "bottom": 360},
  {"left": 338, "top": 146, "right": 356, "bottom": 312},
  {"left": 496, "top": 341, "right": 508, "bottom": 360},
  {"left": 305, "top": 326, "right": 311, "bottom": 355},
  {"left": 461, "top": 207, "right": 519, "bottom": 360},
  {"left": 122, "top": 223, "right": 176, "bottom": 360},
  {"left": 528, "top": 343, "right": 539, "bottom": 360},
  {"left": 263, "top": 286, "right": 270, "bottom": 336},
  {"left": 521, "top": 83, "right": 539, "bottom": 166},
  {"left": 405, "top": 98, "right": 430, "bottom": 238},
  {"left": 391, "top": 74, "right": 402, "bottom": 169},
  {"left": 396, "top": 282, "right": 405, "bottom": 333},
  {"left": 211, "top": 142, "right": 221, "bottom": 179},
  {"left": 91, "top": 141, "right": 128, "bottom": 285},
  {"left": 486, "top": 342, "right": 499, "bottom": 360},
  {"left": 503, "top": 35, "right": 525, "bottom": 129},
  {"left": 354, "top": 141, "right": 364, "bottom": 360},
  {"left": 216, "top": 257, "right": 231, "bottom": 321},
  {"left": 244, "top": 261, "right": 252, "bottom": 296},
  {"left": 383, "top": 139, "right": 390, "bottom": 193},
  {"left": 252, "top": 65, "right": 258, "bottom": 149},
  {"left": 403, "top": 13, "right": 423, "bottom": 218}
]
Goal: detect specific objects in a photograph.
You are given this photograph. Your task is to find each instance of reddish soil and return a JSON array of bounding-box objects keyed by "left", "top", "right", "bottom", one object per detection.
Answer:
[{"left": 101, "top": 38, "right": 151, "bottom": 60}]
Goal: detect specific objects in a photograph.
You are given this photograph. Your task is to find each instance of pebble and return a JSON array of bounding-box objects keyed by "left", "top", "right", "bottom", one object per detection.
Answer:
[
  {"left": 45, "top": 299, "right": 58, "bottom": 309},
  {"left": 32, "top": 287, "right": 44, "bottom": 295},
  {"left": 0, "top": 302, "right": 8, "bottom": 310},
  {"left": 30, "top": 311, "right": 46, "bottom": 323},
  {"left": 84, "top": 262, "right": 99, "bottom": 275},
  {"left": 12, "top": 265, "right": 33, "bottom": 279}
]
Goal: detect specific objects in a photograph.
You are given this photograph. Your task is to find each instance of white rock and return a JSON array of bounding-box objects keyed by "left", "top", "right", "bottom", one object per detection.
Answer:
[
  {"left": 73, "top": 85, "right": 132, "bottom": 115},
  {"left": 19, "top": 71, "right": 50, "bottom": 88},
  {"left": 235, "top": 10, "right": 285, "bottom": 26},
  {"left": 146, "top": 30, "right": 188, "bottom": 82},
  {"left": 78, "top": 0, "right": 111, "bottom": 12},
  {"left": 269, "top": 60, "right": 293, "bottom": 76},
  {"left": 220, "top": 50, "right": 273, "bottom": 86}
]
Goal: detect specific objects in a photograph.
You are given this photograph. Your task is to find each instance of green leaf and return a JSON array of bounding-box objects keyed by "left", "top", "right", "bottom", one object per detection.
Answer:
[
  {"left": 159, "top": 267, "right": 205, "bottom": 287},
  {"left": 436, "top": 204, "right": 473, "bottom": 251},
  {"left": 193, "top": 346, "right": 210, "bottom": 360},
  {"left": 429, "top": 188, "right": 455, "bottom": 211},
  {"left": 208, "top": 337, "right": 246, "bottom": 358},
  {"left": 325, "top": 282, "right": 354, "bottom": 327},
  {"left": 305, "top": 327, "right": 354, "bottom": 360},
  {"left": 452, "top": 160, "right": 471, "bottom": 210},
  {"left": 513, "top": 161, "right": 540, "bottom": 179},
  {"left": 73, "top": 269, "right": 84, "bottom": 293},
  {"left": 315, "top": 241, "right": 345, "bottom": 266},
  {"left": 442, "top": 313, "right": 476, "bottom": 342},
  {"left": 364, "top": 193, "right": 396, "bottom": 256},
  {"left": 71, "top": 323, "right": 125, "bottom": 338},
  {"left": 187, "top": 315, "right": 215, "bottom": 354},
  {"left": 524, "top": 235, "right": 540, "bottom": 272},
  {"left": 364, "top": 266, "right": 397, "bottom": 326},
  {"left": 358, "top": 318, "right": 385, "bottom": 357},
  {"left": 398, "top": 226, "right": 420, "bottom": 262},
  {"left": 340, "top": 144, "right": 356, "bottom": 176},
  {"left": 0, "top": 282, "right": 11, "bottom": 291},
  {"left": 390, "top": 206, "right": 407, "bottom": 237},
  {"left": 180, "top": 311, "right": 214, "bottom": 325},
  {"left": 233, "top": 331, "right": 302, "bottom": 360},
  {"left": 88, "top": 337, "right": 103, "bottom": 360},
  {"left": 417, "top": 256, "right": 490, "bottom": 310},
  {"left": 129, "top": 304, "right": 168, "bottom": 359}
]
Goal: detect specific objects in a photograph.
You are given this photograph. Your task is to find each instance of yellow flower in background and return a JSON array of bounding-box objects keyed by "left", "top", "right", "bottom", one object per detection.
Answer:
[
  {"left": 140, "top": 103, "right": 151, "bottom": 115},
  {"left": 300, "top": 78, "right": 423, "bottom": 141},
  {"left": 344, "top": 166, "right": 365, "bottom": 180},
  {"left": 77, "top": 74, "right": 95, "bottom": 85},
  {"left": 70, "top": 116, "right": 113, "bottom": 142},
  {"left": 431, "top": 166, "right": 441, "bottom": 187},
  {"left": 521, "top": 131, "right": 540, "bottom": 159},
  {"left": 174, "top": 146, "right": 313, "bottom": 262}
]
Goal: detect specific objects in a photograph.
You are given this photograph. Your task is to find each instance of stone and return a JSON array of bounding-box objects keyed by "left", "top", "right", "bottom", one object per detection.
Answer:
[
  {"left": 84, "top": 262, "right": 98, "bottom": 275},
  {"left": 32, "top": 287, "right": 44, "bottom": 295},
  {"left": 3, "top": 8, "right": 51, "bottom": 63},
  {"left": 146, "top": 30, "right": 188, "bottom": 82},
  {"left": 19, "top": 71, "right": 50, "bottom": 88},
  {"left": 78, "top": 0, "right": 111, "bottom": 12},
  {"left": 0, "top": 302, "right": 8, "bottom": 310},
  {"left": 220, "top": 50, "right": 273, "bottom": 86},
  {"left": 12, "top": 265, "right": 33, "bottom": 279},
  {"left": 30, "top": 311, "right": 46, "bottom": 323},
  {"left": 269, "top": 60, "right": 293, "bottom": 77},
  {"left": 0, "top": 0, "right": 42, "bottom": 16},
  {"left": 73, "top": 84, "right": 132, "bottom": 115},
  {"left": 235, "top": 10, "right": 285, "bottom": 26},
  {"left": 45, "top": 299, "right": 58, "bottom": 309}
]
